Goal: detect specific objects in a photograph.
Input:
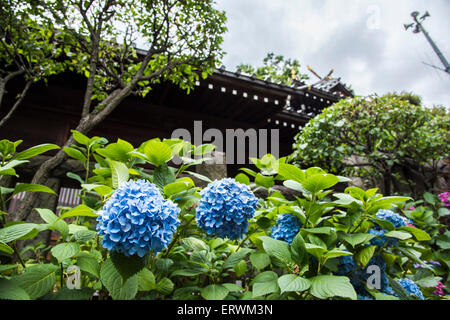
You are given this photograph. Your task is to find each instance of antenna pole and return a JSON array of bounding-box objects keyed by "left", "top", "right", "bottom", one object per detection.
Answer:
[{"left": 406, "top": 11, "right": 450, "bottom": 75}]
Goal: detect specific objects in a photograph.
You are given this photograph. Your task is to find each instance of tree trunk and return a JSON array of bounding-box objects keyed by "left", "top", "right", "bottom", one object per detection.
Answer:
[{"left": 14, "top": 87, "right": 131, "bottom": 221}]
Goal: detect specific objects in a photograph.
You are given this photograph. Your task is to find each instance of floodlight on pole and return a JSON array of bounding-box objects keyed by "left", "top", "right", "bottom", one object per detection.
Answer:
[{"left": 404, "top": 10, "right": 450, "bottom": 75}]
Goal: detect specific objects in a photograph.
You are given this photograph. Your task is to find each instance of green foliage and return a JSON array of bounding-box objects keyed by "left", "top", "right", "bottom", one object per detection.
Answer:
[
  {"left": 0, "top": 137, "right": 448, "bottom": 301},
  {"left": 236, "top": 52, "right": 309, "bottom": 86},
  {"left": 290, "top": 93, "right": 450, "bottom": 196}
]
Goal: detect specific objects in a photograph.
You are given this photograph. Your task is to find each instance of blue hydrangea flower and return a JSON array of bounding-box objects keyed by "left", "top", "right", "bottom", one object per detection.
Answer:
[
  {"left": 196, "top": 178, "right": 258, "bottom": 240},
  {"left": 369, "top": 209, "right": 408, "bottom": 248},
  {"left": 96, "top": 179, "right": 180, "bottom": 257},
  {"left": 271, "top": 214, "right": 302, "bottom": 244},
  {"left": 337, "top": 254, "right": 394, "bottom": 298},
  {"left": 396, "top": 278, "right": 425, "bottom": 300}
]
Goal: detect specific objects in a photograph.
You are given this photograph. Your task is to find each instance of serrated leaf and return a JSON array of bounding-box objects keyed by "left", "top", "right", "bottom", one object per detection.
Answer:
[
  {"left": 249, "top": 252, "right": 271, "bottom": 271},
  {"left": 137, "top": 269, "right": 156, "bottom": 292},
  {"left": 51, "top": 242, "right": 80, "bottom": 263},
  {"left": 144, "top": 140, "right": 173, "bottom": 166},
  {"left": 259, "top": 236, "right": 293, "bottom": 268},
  {"left": 0, "top": 278, "right": 30, "bottom": 300},
  {"left": 76, "top": 254, "right": 100, "bottom": 278},
  {"left": 355, "top": 246, "right": 376, "bottom": 268},
  {"left": 156, "top": 277, "right": 174, "bottom": 296},
  {"left": 310, "top": 275, "right": 357, "bottom": 300},
  {"left": 201, "top": 284, "right": 229, "bottom": 300},
  {"left": 182, "top": 237, "right": 209, "bottom": 251},
  {"left": 278, "top": 274, "right": 310, "bottom": 293},
  {"left": 302, "top": 174, "right": 339, "bottom": 194},
  {"left": 223, "top": 248, "right": 252, "bottom": 269},
  {"left": 110, "top": 160, "right": 129, "bottom": 188},
  {"left": 12, "top": 264, "right": 58, "bottom": 299},
  {"left": 100, "top": 258, "right": 138, "bottom": 300},
  {"left": 0, "top": 223, "right": 38, "bottom": 243}
]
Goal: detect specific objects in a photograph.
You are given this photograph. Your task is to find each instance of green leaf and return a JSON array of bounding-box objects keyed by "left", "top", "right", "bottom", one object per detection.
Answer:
[
  {"left": 305, "top": 243, "right": 327, "bottom": 260},
  {"left": 310, "top": 275, "right": 357, "bottom": 300},
  {"left": 423, "top": 192, "right": 436, "bottom": 205},
  {"left": 12, "top": 183, "right": 57, "bottom": 197},
  {"left": 13, "top": 144, "right": 60, "bottom": 160},
  {"left": 233, "top": 260, "right": 247, "bottom": 277},
  {"left": 182, "top": 237, "right": 209, "bottom": 252},
  {"left": 96, "top": 140, "right": 134, "bottom": 162},
  {"left": 249, "top": 252, "right": 271, "bottom": 271},
  {"left": 277, "top": 163, "right": 306, "bottom": 182},
  {"left": 278, "top": 274, "right": 310, "bottom": 294},
  {"left": 355, "top": 245, "right": 376, "bottom": 268},
  {"left": 64, "top": 146, "right": 86, "bottom": 162},
  {"left": 44, "top": 287, "right": 95, "bottom": 300},
  {"left": 71, "top": 130, "right": 90, "bottom": 146},
  {"left": 0, "top": 241, "right": 14, "bottom": 255},
  {"left": 76, "top": 253, "right": 100, "bottom": 278},
  {"left": 0, "top": 223, "right": 38, "bottom": 243},
  {"left": 222, "top": 283, "right": 243, "bottom": 292},
  {"left": 234, "top": 173, "right": 250, "bottom": 185},
  {"left": 51, "top": 242, "right": 80, "bottom": 263},
  {"left": 290, "top": 232, "right": 307, "bottom": 266},
  {"left": 110, "top": 250, "right": 149, "bottom": 282},
  {"left": 255, "top": 173, "right": 274, "bottom": 189},
  {"left": 251, "top": 271, "right": 279, "bottom": 297},
  {"left": 153, "top": 163, "right": 176, "bottom": 189},
  {"left": 223, "top": 248, "right": 252, "bottom": 269},
  {"left": 201, "top": 284, "right": 229, "bottom": 300},
  {"left": 0, "top": 278, "right": 30, "bottom": 300},
  {"left": 110, "top": 160, "right": 129, "bottom": 188},
  {"left": 156, "top": 278, "right": 174, "bottom": 296},
  {"left": 340, "top": 233, "right": 376, "bottom": 248},
  {"left": 100, "top": 258, "right": 138, "bottom": 300},
  {"left": 144, "top": 140, "right": 173, "bottom": 166},
  {"left": 397, "top": 227, "right": 431, "bottom": 241},
  {"left": 193, "top": 144, "right": 215, "bottom": 156},
  {"left": 259, "top": 236, "right": 293, "bottom": 268},
  {"left": 384, "top": 230, "right": 412, "bottom": 240},
  {"left": 137, "top": 269, "right": 156, "bottom": 291},
  {"left": 302, "top": 174, "right": 339, "bottom": 194},
  {"left": 324, "top": 249, "right": 353, "bottom": 262},
  {"left": 73, "top": 229, "right": 96, "bottom": 243},
  {"left": 59, "top": 205, "right": 98, "bottom": 220},
  {"left": 12, "top": 264, "right": 58, "bottom": 299},
  {"left": 163, "top": 178, "right": 194, "bottom": 196}
]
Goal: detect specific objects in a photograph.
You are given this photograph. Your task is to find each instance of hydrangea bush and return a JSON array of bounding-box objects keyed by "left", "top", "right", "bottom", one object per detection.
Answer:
[{"left": 0, "top": 136, "right": 448, "bottom": 301}]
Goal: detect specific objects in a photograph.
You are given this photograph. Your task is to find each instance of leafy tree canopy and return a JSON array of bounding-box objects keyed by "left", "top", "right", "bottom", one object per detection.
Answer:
[
  {"left": 236, "top": 52, "right": 309, "bottom": 86},
  {"left": 290, "top": 93, "right": 450, "bottom": 196}
]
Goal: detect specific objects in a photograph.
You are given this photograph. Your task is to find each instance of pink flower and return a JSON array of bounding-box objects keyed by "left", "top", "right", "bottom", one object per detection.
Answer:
[
  {"left": 438, "top": 192, "right": 450, "bottom": 208},
  {"left": 409, "top": 206, "right": 415, "bottom": 210},
  {"left": 407, "top": 223, "right": 416, "bottom": 228},
  {"left": 432, "top": 281, "right": 446, "bottom": 296}
]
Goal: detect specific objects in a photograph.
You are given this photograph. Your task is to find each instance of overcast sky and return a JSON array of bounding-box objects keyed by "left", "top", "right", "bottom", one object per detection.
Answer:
[{"left": 215, "top": 0, "right": 450, "bottom": 108}]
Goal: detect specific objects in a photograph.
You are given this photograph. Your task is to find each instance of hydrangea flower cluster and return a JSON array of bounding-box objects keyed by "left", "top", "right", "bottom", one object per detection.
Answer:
[
  {"left": 96, "top": 179, "right": 180, "bottom": 257},
  {"left": 196, "top": 178, "right": 258, "bottom": 240},
  {"left": 369, "top": 209, "right": 408, "bottom": 248},
  {"left": 438, "top": 192, "right": 450, "bottom": 208},
  {"left": 396, "top": 278, "right": 425, "bottom": 300},
  {"left": 271, "top": 214, "right": 302, "bottom": 244},
  {"left": 337, "top": 254, "right": 394, "bottom": 299}
]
